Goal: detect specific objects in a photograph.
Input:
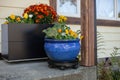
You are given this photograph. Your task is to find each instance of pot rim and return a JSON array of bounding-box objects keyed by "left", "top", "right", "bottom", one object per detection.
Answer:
[{"left": 44, "top": 38, "right": 80, "bottom": 42}]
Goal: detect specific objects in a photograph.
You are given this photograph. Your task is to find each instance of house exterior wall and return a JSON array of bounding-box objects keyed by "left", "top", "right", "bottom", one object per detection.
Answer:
[
  {"left": 70, "top": 25, "right": 120, "bottom": 58},
  {"left": 0, "top": 0, "right": 120, "bottom": 58}
]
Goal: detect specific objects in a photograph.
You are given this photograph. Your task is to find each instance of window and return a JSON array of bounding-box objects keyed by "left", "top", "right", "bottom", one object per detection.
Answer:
[
  {"left": 57, "top": 0, "right": 80, "bottom": 17},
  {"left": 96, "top": 0, "right": 120, "bottom": 20},
  {"left": 117, "top": 0, "right": 120, "bottom": 18},
  {"left": 50, "top": 0, "right": 120, "bottom": 26},
  {"left": 96, "top": 0, "right": 114, "bottom": 19}
]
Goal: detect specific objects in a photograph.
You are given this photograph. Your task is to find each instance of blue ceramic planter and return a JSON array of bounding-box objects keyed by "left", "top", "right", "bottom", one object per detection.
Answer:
[{"left": 44, "top": 39, "right": 80, "bottom": 62}]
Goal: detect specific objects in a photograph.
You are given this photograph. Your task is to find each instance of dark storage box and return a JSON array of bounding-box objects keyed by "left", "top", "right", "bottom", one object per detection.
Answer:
[{"left": 1, "top": 23, "right": 53, "bottom": 62}]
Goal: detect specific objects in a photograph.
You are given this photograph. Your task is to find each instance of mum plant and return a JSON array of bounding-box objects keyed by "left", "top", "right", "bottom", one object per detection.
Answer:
[
  {"left": 4, "top": 14, "right": 22, "bottom": 24},
  {"left": 43, "top": 15, "right": 81, "bottom": 40},
  {"left": 23, "top": 4, "right": 57, "bottom": 24},
  {"left": 4, "top": 4, "right": 57, "bottom": 24}
]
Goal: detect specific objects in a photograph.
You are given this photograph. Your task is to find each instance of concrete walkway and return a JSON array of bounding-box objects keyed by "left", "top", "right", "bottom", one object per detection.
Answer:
[{"left": 0, "top": 60, "right": 96, "bottom": 80}]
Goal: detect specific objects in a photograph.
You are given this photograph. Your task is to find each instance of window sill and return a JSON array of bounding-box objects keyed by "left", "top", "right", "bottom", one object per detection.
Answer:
[{"left": 65, "top": 17, "right": 120, "bottom": 27}]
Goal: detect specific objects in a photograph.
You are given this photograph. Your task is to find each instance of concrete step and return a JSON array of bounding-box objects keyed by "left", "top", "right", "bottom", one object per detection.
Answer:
[{"left": 0, "top": 61, "right": 96, "bottom": 80}]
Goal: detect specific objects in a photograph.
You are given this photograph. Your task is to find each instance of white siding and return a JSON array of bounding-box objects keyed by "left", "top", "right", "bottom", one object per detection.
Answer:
[
  {"left": 0, "top": 19, "right": 5, "bottom": 24},
  {"left": 0, "top": 0, "right": 49, "bottom": 8},
  {"left": 70, "top": 25, "right": 120, "bottom": 58},
  {"left": 0, "top": 7, "right": 24, "bottom": 18},
  {"left": 97, "top": 26, "right": 120, "bottom": 58}
]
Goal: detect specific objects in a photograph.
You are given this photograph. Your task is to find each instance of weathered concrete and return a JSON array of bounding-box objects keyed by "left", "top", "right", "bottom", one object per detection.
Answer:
[{"left": 0, "top": 60, "right": 96, "bottom": 80}]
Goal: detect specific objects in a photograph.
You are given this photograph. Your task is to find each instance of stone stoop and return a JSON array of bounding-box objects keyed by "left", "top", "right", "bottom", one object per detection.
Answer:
[
  {"left": 0, "top": 61, "right": 96, "bottom": 80},
  {"left": 41, "top": 67, "right": 96, "bottom": 80}
]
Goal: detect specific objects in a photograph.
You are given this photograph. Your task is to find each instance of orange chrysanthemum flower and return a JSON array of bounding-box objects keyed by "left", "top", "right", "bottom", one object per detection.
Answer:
[
  {"left": 16, "top": 17, "right": 21, "bottom": 22},
  {"left": 58, "top": 29, "right": 62, "bottom": 33},
  {"left": 23, "top": 4, "right": 57, "bottom": 24}
]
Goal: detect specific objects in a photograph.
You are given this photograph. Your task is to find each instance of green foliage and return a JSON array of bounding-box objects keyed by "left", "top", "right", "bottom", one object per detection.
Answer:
[
  {"left": 98, "top": 47, "right": 120, "bottom": 80},
  {"left": 22, "top": 17, "right": 34, "bottom": 24},
  {"left": 111, "top": 70, "right": 120, "bottom": 80},
  {"left": 97, "top": 32, "right": 120, "bottom": 80},
  {"left": 4, "top": 14, "right": 35, "bottom": 24},
  {"left": 43, "top": 22, "right": 80, "bottom": 40},
  {"left": 110, "top": 47, "right": 120, "bottom": 66},
  {"left": 43, "top": 26, "right": 58, "bottom": 39},
  {"left": 5, "top": 15, "right": 23, "bottom": 23}
]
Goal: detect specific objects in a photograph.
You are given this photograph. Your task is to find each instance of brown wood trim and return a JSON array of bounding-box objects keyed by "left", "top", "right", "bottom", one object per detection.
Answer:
[
  {"left": 50, "top": 0, "right": 120, "bottom": 27},
  {"left": 49, "top": 0, "right": 56, "bottom": 10},
  {"left": 97, "top": 19, "right": 120, "bottom": 27},
  {"left": 66, "top": 17, "right": 81, "bottom": 25},
  {"left": 81, "top": 0, "right": 96, "bottom": 66}
]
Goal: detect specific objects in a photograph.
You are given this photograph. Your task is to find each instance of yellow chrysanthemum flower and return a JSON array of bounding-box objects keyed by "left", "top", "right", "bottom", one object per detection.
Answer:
[
  {"left": 58, "top": 15, "right": 67, "bottom": 23},
  {"left": 23, "top": 13, "right": 28, "bottom": 19},
  {"left": 10, "top": 14, "right": 15, "bottom": 20},
  {"left": 58, "top": 19, "right": 62, "bottom": 23},
  {"left": 69, "top": 29, "right": 73, "bottom": 34},
  {"left": 70, "top": 31, "right": 74, "bottom": 36},
  {"left": 63, "top": 17, "right": 67, "bottom": 22},
  {"left": 73, "top": 33, "right": 78, "bottom": 38},
  {"left": 59, "top": 15, "right": 64, "bottom": 19},
  {"left": 65, "top": 29, "right": 69, "bottom": 34}
]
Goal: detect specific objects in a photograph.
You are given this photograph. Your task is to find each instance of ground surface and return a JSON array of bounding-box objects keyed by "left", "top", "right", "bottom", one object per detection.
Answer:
[{"left": 0, "top": 60, "right": 96, "bottom": 80}]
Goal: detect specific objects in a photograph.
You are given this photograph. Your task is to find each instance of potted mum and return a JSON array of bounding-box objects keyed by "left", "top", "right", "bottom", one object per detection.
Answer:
[
  {"left": 1, "top": 4, "right": 57, "bottom": 62},
  {"left": 43, "top": 16, "right": 81, "bottom": 63}
]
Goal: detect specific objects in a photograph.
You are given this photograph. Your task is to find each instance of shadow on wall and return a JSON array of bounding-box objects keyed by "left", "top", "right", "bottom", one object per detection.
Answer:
[{"left": 0, "top": 53, "right": 2, "bottom": 60}]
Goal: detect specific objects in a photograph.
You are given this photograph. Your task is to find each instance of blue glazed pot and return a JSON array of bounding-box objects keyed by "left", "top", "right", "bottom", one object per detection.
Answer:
[{"left": 44, "top": 39, "right": 80, "bottom": 62}]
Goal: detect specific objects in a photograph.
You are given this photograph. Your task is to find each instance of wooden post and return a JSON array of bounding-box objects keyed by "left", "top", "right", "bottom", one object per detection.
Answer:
[{"left": 81, "top": 0, "right": 97, "bottom": 66}]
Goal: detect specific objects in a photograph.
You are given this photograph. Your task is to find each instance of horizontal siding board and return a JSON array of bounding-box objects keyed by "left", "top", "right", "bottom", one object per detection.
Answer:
[
  {"left": 98, "top": 49, "right": 120, "bottom": 58},
  {"left": 101, "top": 33, "right": 120, "bottom": 41},
  {"left": 97, "top": 26, "right": 120, "bottom": 58},
  {"left": 0, "top": 0, "right": 49, "bottom": 8},
  {"left": 97, "top": 26, "right": 120, "bottom": 33},
  {"left": 0, "top": 7, "right": 24, "bottom": 18},
  {"left": 103, "top": 41, "right": 120, "bottom": 49},
  {"left": 69, "top": 25, "right": 81, "bottom": 31},
  {"left": 0, "top": 19, "right": 5, "bottom": 24}
]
